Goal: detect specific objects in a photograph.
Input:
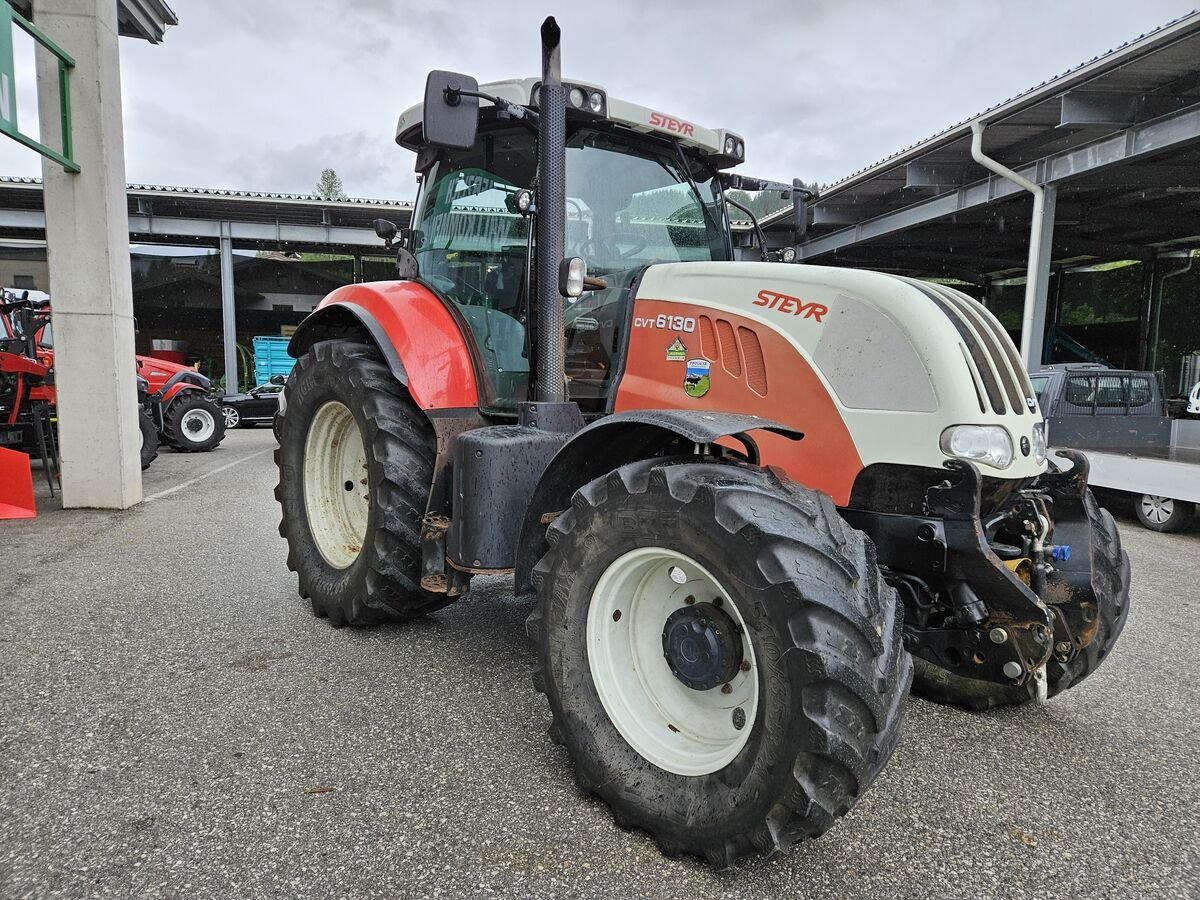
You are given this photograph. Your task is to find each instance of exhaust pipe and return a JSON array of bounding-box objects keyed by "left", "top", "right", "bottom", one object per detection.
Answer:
[{"left": 535, "top": 16, "right": 567, "bottom": 403}]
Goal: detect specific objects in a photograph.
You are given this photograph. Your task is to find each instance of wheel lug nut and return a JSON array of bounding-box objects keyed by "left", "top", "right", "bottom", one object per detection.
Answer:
[
  {"left": 1055, "top": 641, "right": 1071, "bottom": 654},
  {"left": 721, "top": 683, "right": 732, "bottom": 694},
  {"left": 739, "top": 660, "right": 751, "bottom": 672}
]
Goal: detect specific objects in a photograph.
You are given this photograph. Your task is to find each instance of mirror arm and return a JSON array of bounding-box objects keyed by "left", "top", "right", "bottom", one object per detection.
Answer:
[
  {"left": 447, "top": 88, "right": 540, "bottom": 126},
  {"left": 725, "top": 195, "right": 770, "bottom": 263}
]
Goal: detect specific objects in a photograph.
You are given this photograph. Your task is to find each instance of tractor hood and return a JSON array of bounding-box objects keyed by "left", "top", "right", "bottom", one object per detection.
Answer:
[{"left": 631, "top": 262, "right": 1046, "bottom": 480}]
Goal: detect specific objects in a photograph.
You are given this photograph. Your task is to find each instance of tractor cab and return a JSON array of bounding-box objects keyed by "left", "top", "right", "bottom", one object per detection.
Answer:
[{"left": 394, "top": 80, "right": 745, "bottom": 414}]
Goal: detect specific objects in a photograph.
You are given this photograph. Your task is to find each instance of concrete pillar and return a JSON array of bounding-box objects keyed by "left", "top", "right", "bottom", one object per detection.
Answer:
[
  {"left": 34, "top": 0, "right": 140, "bottom": 508},
  {"left": 219, "top": 224, "right": 237, "bottom": 393},
  {"left": 1020, "top": 185, "right": 1056, "bottom": 369}
]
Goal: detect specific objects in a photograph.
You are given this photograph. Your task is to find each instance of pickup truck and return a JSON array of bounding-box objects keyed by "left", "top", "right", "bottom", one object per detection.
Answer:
[{"left": 1031, "top": 363, "right": 1200, "bottom": 532}]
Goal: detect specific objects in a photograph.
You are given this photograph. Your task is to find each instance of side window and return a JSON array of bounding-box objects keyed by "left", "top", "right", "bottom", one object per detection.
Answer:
[
  {"left": 1127, "top": 377, "right": 1152, "bottom": 407},
  {"left": 414, "top": 131, "right": 537, "bottom": 414},
  {"left": 1064, "top": 376, "right": 1096, "bottom": 410}
]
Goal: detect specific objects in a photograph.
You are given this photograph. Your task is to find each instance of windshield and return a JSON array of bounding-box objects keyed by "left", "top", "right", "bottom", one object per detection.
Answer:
[{"left": 412, "top": 124, "right": 730, "bottom": 413}]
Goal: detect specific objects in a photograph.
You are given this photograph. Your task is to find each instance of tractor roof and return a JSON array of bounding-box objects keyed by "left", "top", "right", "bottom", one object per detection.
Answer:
[{"left": 395, "top": 78, "right": 746, "bottom": 168}]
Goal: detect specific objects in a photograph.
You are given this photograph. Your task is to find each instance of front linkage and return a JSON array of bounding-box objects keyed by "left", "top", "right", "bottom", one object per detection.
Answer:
[{"left": 845, "top": 451, "right": 1130, "bottom": 704}]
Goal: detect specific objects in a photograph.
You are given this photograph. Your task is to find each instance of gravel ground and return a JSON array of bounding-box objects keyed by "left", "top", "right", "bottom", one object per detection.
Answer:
[{"left": 1, "top": 428, "right": 1197, "bottom": 899}]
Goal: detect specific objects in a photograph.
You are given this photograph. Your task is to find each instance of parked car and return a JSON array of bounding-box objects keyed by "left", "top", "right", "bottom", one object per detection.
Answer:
[
  {"left": 220, "top": 382, "right": 283, "bottom": 428},
  {"left": 1031, "top": 363, "right": 1200, "bottom": 531}
]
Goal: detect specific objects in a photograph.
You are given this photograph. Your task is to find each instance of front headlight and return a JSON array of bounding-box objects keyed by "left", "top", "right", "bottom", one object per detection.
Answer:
[
  {"left": 1031, "top": 421, "right": 1047, "bottom": 465},
  {"left": 940, "top": 424, "right": 1014, "bottom": 469}
]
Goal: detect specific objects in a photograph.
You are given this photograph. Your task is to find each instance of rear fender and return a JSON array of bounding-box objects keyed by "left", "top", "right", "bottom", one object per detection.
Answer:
[
  {"left": 288, "top": 282, "right": 479, "bottom": 411},
  {"left": 512, "top": 409, "right": 802, "bottom": 595}
]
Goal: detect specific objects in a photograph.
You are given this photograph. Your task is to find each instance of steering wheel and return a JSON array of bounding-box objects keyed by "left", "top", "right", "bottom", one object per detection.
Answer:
[
  {"left": 578, "top": 231, "right": 649, "bottom": 262},
  {"left": 427, "top": 273, "right": 488, "bottom": 306}
]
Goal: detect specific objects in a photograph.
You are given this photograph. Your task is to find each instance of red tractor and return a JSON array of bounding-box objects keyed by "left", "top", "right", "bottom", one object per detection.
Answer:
[
  {"left": 276, "top": 20, "right": 1130, "bottom": 866},
  {"left": 0, "top": 292, "right": 225, "bottom": 458}
]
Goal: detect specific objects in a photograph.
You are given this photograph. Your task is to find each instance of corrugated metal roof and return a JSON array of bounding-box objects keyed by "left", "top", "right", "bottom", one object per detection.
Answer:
[{"left": 0, "top": 175, "right": 411, "bottom": 209}]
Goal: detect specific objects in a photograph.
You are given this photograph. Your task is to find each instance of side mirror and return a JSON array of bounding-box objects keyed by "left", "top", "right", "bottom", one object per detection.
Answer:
[
  {"left": 269, "top": 374, "right": 285, "bottom": 386},
  {"left": 372, "top": 218, "right": 398, "bottom": 246},
  {"left": 423, "top": 70, "right": 479, "bottom": 150}
]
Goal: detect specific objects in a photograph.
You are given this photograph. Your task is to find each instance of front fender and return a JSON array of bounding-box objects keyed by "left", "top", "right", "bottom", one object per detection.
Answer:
[
  {"left": 512, "top": 409, "right": 802, "bottom": 595},
  {"left": 288, "top": 282, "right": 479, "bottom": 411}
]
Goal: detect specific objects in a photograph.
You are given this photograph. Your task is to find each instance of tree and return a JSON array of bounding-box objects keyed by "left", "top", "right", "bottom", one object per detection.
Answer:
[{"left": 314, "top": 168, "right": 346, "bottom": 201}]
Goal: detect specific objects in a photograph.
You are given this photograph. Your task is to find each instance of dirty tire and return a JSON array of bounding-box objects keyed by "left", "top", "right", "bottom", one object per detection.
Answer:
[
  {"left": 912, "top": 489, "right": 1131, "bottom": 711},
  {"left": 526, "top": 458, "right": 910, "bottom": 867},
  {"left": 162, "top": 394, "right": 226, "bottom": 452},
  {"left": 274, "top": 340, "right": 452, "bottom": 626},
  {"left": 138, "top": 409, "right": 158, "bottom": 470}
]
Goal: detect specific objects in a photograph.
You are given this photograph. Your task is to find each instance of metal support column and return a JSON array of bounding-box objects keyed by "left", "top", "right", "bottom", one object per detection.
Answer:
[
  {"left": 1023, "top": 185, "right": 1056, "bottom": 368},
  {"left": 352, "top": 254, "right": 363, "bottom": 284},
  {"left": 219, "top": 222, "right": 237, "bottom": 394}
]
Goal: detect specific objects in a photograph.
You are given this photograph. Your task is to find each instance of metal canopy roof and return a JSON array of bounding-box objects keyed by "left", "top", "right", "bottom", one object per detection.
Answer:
[
  {"left": 0, "top": 177, "right": 412, "bottom": 253},
  {"left": 765, "top": 10, "right": 1200, "bottom": 278},
  {"left": 9, "top": 1, "right": 178, "bottom": 43}
]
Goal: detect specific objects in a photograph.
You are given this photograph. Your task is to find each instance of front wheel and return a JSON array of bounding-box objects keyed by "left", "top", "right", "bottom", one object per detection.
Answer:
[
  {"left": 162, "top": 395, "right": 225, "bottom": 452},
  {"left": 1135, "top": 494, "right": 1194, "bottom": 532},
  {"left": 527, "top": 459, "right": 910, "bottom": 866}
]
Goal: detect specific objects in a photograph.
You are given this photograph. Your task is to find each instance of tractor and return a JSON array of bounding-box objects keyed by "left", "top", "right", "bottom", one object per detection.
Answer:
[
  {"left": 0, "top": 291, "right": 224, "bottom": 457},
  {"left": 275, "top": 19, "right": 1130, "bottom": 867}
]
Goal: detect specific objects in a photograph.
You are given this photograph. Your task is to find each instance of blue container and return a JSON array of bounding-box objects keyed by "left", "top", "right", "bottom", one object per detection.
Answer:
[{"left": 253, "top": 336, "right": 295, "bottom": 386}]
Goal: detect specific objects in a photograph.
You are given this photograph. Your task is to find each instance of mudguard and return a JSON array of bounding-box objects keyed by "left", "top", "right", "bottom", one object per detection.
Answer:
[
  {"left": 512, "top": 409, "right": 802, "bottom": 595},
  {"left": 288, "top": 282, "right": 479, "bottom": 411}
]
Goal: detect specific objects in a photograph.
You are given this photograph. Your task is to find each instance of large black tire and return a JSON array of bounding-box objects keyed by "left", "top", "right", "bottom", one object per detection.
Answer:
[
  {"left": 1134, "top": 494, "right": 1194, "bottom": 533},
  {"left": 912, "top": 489, "right": 1131, "bottom": 711},
  {"left": 162, "top": 394, "right": 225, "bottom": 452},
  {"left": 138, "top": 409, "right": 158, "bottom": 471},
  {"left": 527, "top": 459, "right": 910, "bottom": 867},
  {"left": 274, "top": 340, "right": 452, "bottom": 626}
]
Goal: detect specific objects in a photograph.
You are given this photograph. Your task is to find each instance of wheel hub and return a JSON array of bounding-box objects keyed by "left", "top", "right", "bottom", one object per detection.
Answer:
[{"left": 662, "top": 603, "right": 743, "bottom": 690}]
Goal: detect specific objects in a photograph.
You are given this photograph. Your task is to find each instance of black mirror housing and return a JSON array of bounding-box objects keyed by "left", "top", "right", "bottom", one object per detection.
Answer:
[
  {"left": 372, "top": 218, "right": 398, "bottom": 243},
  {"left": 423, "top": 70, "right": 480, "bottom": 150},
  {"left": 269, "top": 374, "right": 285, "bottom": 386}
]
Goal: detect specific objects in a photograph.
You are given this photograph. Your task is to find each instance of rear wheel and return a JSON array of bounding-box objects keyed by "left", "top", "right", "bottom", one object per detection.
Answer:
[
  {"left": 162, "top": 394, "right": 225, "bottom": 452},
  {"left": 912, "top": 489, "right": 1130, "bottom": 710},
  {"left": 222, "top": 404, "right": 241, "bottom": 429},
  {"left": 527, "top": 459, "right": 909, "bottom": 866},
  {"left": 275, "top": 340, "right": 451, "bottom": 625},
  {"left": 1135, "top": 494, "right": 1194, "bottom": 533},
  {"left": 138, "top": 410, "right": 158, "bottom": 471}
]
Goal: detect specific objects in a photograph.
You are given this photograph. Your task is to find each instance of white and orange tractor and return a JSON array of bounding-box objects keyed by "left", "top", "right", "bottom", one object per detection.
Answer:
[{"left": 276, "top": 18, "right": 1129, "bottom": 868}]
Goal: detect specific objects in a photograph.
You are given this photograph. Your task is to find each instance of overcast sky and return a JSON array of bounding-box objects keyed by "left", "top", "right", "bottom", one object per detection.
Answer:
[{"left": 0, "top": 0, "right": 1195, "bottom": 201}]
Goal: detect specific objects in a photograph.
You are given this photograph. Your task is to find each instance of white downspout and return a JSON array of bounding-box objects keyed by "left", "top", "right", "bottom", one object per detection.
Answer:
[{"left": 970, "top": 121, "right": 1051, "bottom": 369}]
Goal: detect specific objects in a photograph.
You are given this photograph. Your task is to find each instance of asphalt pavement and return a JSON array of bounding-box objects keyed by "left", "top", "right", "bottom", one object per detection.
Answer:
[{"left": 1, "top": 428, "right": 1197, "bottom": 899}]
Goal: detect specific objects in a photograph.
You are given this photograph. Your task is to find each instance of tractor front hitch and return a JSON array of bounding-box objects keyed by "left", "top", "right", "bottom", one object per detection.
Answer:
[{"left": 845, "top": 460, "right": 1056, "bottom": 687}]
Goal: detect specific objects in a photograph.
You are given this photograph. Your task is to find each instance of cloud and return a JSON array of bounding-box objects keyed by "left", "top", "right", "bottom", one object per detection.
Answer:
[{"left": 0, "top": 0, "right": 1191, "bottom": 202}]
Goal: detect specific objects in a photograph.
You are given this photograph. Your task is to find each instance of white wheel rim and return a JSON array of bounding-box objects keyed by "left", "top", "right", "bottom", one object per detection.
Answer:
[
  {"left": 180, "top": 407, "right": 215, "bottom": 443},
  {"left": 1141, "top": 494, "right": 1173, "bottom": 524},
  {"left": 303, "top": 401, "right": 369, "bottom": 569},
  {"left": 223, "top": 406, "right": 239, "bottom": 428},
  {"left": 587, "top": 547, "right": 758, "bottom": 776}
]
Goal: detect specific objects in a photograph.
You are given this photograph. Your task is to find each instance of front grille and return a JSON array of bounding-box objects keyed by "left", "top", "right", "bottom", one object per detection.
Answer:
[{"left": 903, "top": 278, "right": 1036, "bottom": 415}]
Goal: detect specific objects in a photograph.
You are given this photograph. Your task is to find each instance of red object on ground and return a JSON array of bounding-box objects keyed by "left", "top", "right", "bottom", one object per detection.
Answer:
[{"left": 0, "top": 446, "right": 36, "bottom": 519}]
